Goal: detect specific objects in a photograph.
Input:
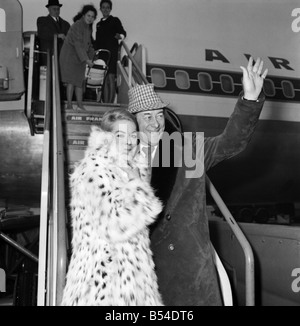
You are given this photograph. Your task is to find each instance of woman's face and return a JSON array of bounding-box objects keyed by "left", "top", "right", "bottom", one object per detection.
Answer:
[
  {"left": 111, "top": 119, "right": 138, "bottom": 159},
  {"left": 83, "top": 10, "right": 96, "bottom": 25},
  {"left": 100, "top": 2, "right": 111, "bottom": 18}
]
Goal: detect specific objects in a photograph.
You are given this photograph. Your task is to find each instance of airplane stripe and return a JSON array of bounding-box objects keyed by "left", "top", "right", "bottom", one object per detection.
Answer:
[{"left": 146, "top": 63, "right": 300, "bottom": 102}]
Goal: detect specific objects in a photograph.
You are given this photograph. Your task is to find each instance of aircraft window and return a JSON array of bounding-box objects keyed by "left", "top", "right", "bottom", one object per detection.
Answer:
[
  {"left": 198, "top": 72, "right": 212, "bottom": 91},
  {"left": 220, "top": 74, "right": 234, "bottom": 93},
  {"left": 281, "top": 80, "right": 295, "bottom": 99},
  {"left": 150, "top": 68, "right": 167, "bottom": 88},
  {"left": 0, "top": 9, "right": 6, "bottom": 32},
  {"left": 263, "top": 79, "right": 275, "bottom": 97},
  {"left": 174, "top": 70, "right": 190, "bottom": 90}
]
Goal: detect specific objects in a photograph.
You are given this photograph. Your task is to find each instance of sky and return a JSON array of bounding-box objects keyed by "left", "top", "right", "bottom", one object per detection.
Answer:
[{"left": 16, "top": 0, "right": 300, "bottom": 76}]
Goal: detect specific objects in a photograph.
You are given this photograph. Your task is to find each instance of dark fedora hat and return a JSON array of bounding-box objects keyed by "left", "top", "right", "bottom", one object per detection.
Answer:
[{"left": 46, "top": 0, "right": 62, "bottom": 8}]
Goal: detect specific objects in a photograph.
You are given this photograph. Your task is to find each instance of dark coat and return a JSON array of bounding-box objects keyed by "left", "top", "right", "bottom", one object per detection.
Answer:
[
  {"left": 150, "top": 93, "right": 265, "bottom": 306},
  {"left": 93, "top": 15, "right": 127, "bottom": 74},
  {"left": 59, "top": 17, "right": 94, "bottom": 87},
  {"left": 37, "top": 15, "right": 70, "bottom": 65}
]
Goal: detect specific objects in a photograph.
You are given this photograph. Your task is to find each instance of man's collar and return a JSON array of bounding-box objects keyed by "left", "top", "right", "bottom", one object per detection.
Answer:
[{"left": 139, "top": 144, "right": 157, "bottom": 159}]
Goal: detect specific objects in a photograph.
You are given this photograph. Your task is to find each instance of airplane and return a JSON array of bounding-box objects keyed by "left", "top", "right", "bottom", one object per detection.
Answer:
[{"left": 0, "top": 0, "right": 300, "bottom": 306}]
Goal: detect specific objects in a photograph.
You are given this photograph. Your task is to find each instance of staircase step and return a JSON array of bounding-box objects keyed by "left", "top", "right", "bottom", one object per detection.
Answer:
[
  {"left": 65, "top": 136, "right": 88, "bottom": 147},
  {"left": 63, "top": 123, "right": 94, "bottom": 136},
  {"left": 63, "top": 113, "right": 103, "bottom": 124},
  {"left": 64, "top": 134, "right": 88, "bottom": 164},
  {"left": 62, "top": 103, "right": 121, "bottom": 135},
  {"left": 61, "top": 101, "right": 127, "bottom": 113}
]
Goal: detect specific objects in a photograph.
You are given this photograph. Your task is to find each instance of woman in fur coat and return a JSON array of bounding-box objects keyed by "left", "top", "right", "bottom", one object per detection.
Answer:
[{"left": 61, "top": 108, "right": 163, "bottom": 306}]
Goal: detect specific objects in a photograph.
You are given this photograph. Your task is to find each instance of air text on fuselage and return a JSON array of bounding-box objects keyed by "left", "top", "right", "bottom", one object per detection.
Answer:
[{"left": 205, "top": 49, "right": 294, "bottom": 71}]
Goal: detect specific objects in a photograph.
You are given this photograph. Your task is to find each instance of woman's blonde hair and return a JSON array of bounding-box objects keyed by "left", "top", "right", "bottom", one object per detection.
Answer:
[{"left": 100, "top": 108, "right": 137, "bottom": 132}]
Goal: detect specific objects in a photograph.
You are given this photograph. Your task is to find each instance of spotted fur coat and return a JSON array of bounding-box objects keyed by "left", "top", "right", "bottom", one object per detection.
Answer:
[{"left": 61, "top": 126, "right": 163, "bottom": 306}]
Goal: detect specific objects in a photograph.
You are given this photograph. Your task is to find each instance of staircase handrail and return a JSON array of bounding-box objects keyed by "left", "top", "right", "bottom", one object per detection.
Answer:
[
  {"left": 120, "top": 42, "right": 139, "bottom": 66},
  {"left": 206, "top": 175, "right": 255, "bottom": 306},
  {"left": 120, "top": 40, "right": 148, "bottom": 85},
  {"left": 37, "top": 49, "right": 52, "bottom": 306},
  {"left": 52, "top": 34, "right": 67, "bottom": 306}
]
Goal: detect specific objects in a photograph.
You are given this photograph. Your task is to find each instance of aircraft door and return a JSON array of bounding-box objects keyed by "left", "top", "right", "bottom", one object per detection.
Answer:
[{"left": 0, "top": 0, "right": 25, "bottom": 102}]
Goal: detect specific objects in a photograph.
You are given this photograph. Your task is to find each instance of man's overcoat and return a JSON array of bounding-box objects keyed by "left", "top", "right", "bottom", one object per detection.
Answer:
[{"left": 150, "top": 94, "right": 265, "bottom": 305}]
